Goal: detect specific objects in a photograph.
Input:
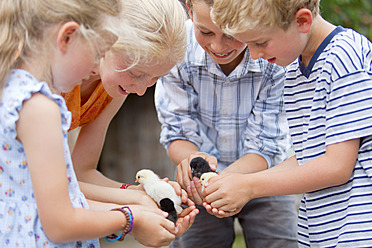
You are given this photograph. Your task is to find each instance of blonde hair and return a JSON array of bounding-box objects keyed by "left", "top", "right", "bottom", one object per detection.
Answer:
[
  {"left": 0, "top": 0, "right": 122, "bottom": 95},
  {"left": 187, "top": 0, "right": 214, "bottom": 9},
  {"left": 110, "top": 0, "right": 188, "bottom": 70},
  {"left": 212, "top": 0, "right": 320, "bottom": 35}
]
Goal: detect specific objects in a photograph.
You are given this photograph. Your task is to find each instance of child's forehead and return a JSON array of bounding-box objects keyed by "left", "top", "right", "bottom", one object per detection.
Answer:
[
  {"left": 133, "top": 60, "right": 175, "bottom": 77},
  {"left": 233, "top": 27, "right": 273, "bottom": 43}
]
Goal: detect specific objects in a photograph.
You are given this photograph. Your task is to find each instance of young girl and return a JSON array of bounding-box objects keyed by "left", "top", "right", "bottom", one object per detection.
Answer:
[
  {"left": 62, "top": 0, "right": 199, "bottom": 237},
  {"left": 0, "top": 0, "right": 178, "bottom": 247}
]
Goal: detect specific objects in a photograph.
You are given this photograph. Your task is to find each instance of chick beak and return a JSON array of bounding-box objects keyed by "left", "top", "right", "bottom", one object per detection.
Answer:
[{"left": 135, "top": 179, "right": 139, "bottom": 183}]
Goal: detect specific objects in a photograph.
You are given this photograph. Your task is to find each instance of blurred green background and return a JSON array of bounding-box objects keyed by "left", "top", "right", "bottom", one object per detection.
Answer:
[{"left": 320, "top": 0, "right": 371, "bottom": 40}]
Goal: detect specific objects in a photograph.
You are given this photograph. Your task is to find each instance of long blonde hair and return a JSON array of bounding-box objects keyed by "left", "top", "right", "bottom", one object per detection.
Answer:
[
  {"left": 110, "top": 0, "right": 188, "bottom": 70},
  {"left": 0, "top": 0, "right": 122, "bottom": 96}
]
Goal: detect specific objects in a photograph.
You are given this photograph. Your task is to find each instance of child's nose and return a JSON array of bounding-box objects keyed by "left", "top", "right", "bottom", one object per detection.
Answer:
[
  {"left": 211, "top": 37, "right": 227, "bottom": 53},
  {"left": 248, "top": 46, "right": 263, "bottom": 60}
]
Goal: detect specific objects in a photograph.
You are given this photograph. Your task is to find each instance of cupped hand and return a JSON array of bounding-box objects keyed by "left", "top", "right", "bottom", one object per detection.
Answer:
[
  {"left": 202, "top": 172, "right": 251, "bottom": 214},
  {"left": 176, "top": 154, "right": 217, "bottom": 203},
  {"left": 175, "top": 205, "right": 199, "bottom": 237},
  {"left": 129, "top": 205, "right": 177, "bottom": 247}
]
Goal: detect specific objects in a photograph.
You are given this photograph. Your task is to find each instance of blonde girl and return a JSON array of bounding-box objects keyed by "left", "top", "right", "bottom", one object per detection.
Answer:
[{"left": 63, "top": 0, "right": 199, "bottom": 243}]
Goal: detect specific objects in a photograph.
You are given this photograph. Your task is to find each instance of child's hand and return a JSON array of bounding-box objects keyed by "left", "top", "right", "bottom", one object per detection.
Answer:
[
  {"left": 175, "top": 205, "right": 199, "bottom": 237},
  {"left": 176, "top": 154, "right": 217, "bottom": 205},
  {"left": 202, "top": 172, "right": 251, "bottom": 214},
  {"left": 203, "top": 202, "right": 241, "bottom": 218},
  {"left": 129, "top": 205, "right": 177, "bottom": 247},
  {"left": 162, "top": 178, "right": 191, "bottom": 205}
]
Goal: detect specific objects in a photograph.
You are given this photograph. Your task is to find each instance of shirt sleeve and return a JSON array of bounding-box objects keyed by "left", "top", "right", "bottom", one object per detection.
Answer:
[
  {"left": 242, "top": 63, "right": 291, "bottom": 167},
  {"left": 154, "top": 63, "right": 203, "bottom": 151},
  {"left": 325, "top": 41, "right": 372, "bottom": 145}
]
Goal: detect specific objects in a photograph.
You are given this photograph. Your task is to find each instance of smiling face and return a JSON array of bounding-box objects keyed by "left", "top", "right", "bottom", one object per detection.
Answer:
[
  {"left": 98, "top": 51, "right": 175, "bottom": 98},
  {"left": 188, "top": 0, "right": 246, "bottom": 72}
]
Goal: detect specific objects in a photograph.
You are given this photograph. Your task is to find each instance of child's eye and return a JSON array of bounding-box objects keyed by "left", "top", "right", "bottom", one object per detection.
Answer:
[
  {"left": 200, "top": 30, "right": 213, "bottom": 36},
  {"left": 255, "top": 41, "right": 268, "bottom": 47},
  {"left": 129, "top": 70, "right": 146, "bottom": 80},
  {"left": 225, "top": 34, "right": 236, "bottom": 41}
]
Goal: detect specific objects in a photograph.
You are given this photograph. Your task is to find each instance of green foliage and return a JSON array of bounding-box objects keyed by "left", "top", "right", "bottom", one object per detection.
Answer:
[{"left": 320, "top": 0, "right": 372, "bottom": 40}]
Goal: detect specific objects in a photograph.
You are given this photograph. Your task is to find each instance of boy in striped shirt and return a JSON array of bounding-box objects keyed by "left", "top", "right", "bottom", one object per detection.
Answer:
[{"left": 205, "top": 0, "right": 372, "bottom": 247}]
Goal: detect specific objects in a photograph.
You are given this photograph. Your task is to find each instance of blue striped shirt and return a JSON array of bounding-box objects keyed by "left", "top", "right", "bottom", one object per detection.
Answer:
[
  {"left": 285, "top": 26, "right": 372, "bottom": 247},
  {"left": 155, "top": 20, "right": 291, "bottom": 170}
]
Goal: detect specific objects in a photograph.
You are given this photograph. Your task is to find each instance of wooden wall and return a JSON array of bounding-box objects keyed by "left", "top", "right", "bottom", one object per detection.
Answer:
[{"left": 98, "top": 86, "right": 176, "bottom": 184}]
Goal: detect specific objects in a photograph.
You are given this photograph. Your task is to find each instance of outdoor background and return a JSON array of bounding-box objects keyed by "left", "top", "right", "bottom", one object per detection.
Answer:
[{"left": 99, "top": 1, "right": 371, "bottom": 247}]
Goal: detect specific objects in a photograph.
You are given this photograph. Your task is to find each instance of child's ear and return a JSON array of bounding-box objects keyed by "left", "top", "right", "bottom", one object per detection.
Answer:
[
  {"left": 57, "top": 21, "right": 79, "bottom": 53},
  {"left": 295, "top": 8, "right": 313, "bottom": 33},
  {"left": 185, "top": 1, "right": 193, "bottom": 21}
]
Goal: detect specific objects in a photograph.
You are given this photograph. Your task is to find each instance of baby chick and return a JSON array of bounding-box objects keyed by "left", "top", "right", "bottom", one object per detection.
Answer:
[
  {"left": 160, "top": 198, "right": 178, "bottom": 225},
  {"left": 190, "top": 157, "right": 213, "bottom": 179},
  {"left": 199, "top": 172, "right": 218, "bottom": 192},
  {"left": 135, "top": 169, "right": 183, "bottom": 214}
]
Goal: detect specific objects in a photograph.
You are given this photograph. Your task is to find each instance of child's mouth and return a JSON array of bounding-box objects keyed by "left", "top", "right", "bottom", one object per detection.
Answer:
[
  {"left": 212, "top": 50, "right": 234, "bottom": 59},
  {"left": 267, "top": 57, "right": 276, "bottom": 64}
]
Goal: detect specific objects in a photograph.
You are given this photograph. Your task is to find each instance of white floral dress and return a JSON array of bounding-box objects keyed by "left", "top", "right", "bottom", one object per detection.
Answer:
[{"left": 0, "top": 69, "right": 99, "bottom": 248}]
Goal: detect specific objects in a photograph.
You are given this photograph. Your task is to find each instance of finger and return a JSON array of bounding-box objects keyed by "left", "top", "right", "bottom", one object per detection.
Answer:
[
  {"left": 186, "top": 197, "right": 195, "bottom": 207},
  {"left": 168, "top": 180, "right": 182, "bottom": 196},
  {"left": 178, "top": 205, "right": 194, "bottom": 217},
  {"left": 210, "top": 198, "right": 230, "bottom": 209},
  {"left": 176, "top": 165, "right": 185, "bottom": 188},
  {"left": 190, "top": 181, "right": 203, "bottom": 205},
  {"left": 181, "top": 188, "right": 189, "bottom": 203},
  {"left": 161, "top": 217, "right": 178, "bottom": 235},
  {"left": 204, "top": 156, "right": 217, "bottom": 171},
  {"left": 204, "top": 189, "right": 224, "bottom": 205},
  {"left": 162, "top": 177, "right": 170, "bottom": 183}
]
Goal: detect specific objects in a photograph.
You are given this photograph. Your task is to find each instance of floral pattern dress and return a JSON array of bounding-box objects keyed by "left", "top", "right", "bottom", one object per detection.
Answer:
[{"left": 0, "top": 69, "right": 99, "bottom": 248}]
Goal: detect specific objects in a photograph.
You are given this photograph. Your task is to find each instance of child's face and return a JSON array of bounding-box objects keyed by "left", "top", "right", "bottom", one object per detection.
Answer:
[
  {"left": 232, "top": 23, "right": 306, "bottom": 67},
  {"left": 52, "top": 24, "right": 117, "bottom": 93},
  {"left": 99, "top": 51, "right": 174, "bottom": 98},
  {"left": 190, "top": 1, "right": 246, "bottom": 67}
]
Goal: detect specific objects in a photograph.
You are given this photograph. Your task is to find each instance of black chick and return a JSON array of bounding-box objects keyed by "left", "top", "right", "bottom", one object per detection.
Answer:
[
  {"left": 160, "top": 198, "right": 178, "bottom": 225},
  {"left": 190, "top": 157, "right": 213, "bottom": 179}
]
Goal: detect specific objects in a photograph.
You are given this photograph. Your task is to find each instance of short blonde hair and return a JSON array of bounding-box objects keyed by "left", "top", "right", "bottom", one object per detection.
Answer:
[
  {"left": 212, "top": 0, "right": 320, "bottom": 34},
  {"left": 110, "top": 0, "right": 187, "bottom": 70},
  {"left": 0, "top": 0, "right": 121, "bottom": 94}
]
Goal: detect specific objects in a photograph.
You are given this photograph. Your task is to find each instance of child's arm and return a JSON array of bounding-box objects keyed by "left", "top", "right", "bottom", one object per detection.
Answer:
[
  {"left": 220, "top": 153, "right": 268, "bottom": 174},
  {"left": 78, "top": 181, "right": 158, "bottom": 207},
  {"left": 203, "top": 139, "right": 359, "bottom": 216},
  {"left": 17, "top": 94, "right": 178, "bottom": 244},
  {"left": 71, "top": 96, "right": 126, "bottom": 188}
]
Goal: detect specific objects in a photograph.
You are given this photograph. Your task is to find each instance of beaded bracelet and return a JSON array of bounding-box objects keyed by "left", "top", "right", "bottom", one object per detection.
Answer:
[
  {"left": 120, "top": 184, "right": 132, "bottom": 189},
  {"left": 105, "top": 206, "right": 134, "bottom": 242}
]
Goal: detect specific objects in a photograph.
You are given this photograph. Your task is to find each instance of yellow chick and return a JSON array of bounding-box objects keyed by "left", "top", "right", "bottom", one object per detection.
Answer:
[
  {"left": 199, "top": 172, "right": 218, "bottom": 192},
  {"left": 135, "top": 169, "right": 183, "bottom": 214}
]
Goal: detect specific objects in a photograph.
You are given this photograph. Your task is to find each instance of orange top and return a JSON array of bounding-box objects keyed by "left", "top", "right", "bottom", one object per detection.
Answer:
[{"left": 62, "top": 82, "right": 113, "bottom": 131}]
